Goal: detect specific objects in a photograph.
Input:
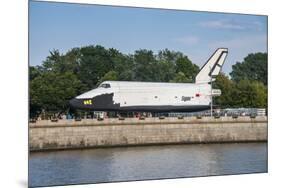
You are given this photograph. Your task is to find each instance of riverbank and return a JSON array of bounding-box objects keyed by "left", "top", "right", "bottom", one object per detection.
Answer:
[{"left": 29, "top": 116, "right": 267, "bottom": 151}]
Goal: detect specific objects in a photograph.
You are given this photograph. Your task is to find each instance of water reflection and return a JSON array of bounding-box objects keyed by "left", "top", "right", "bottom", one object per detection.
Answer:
[{"left": 29, "top": 143, "right": 267, "bottom": 187}]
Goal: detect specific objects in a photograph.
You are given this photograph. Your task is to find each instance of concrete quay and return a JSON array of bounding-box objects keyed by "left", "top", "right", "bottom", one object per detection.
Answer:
[{"left": 29, "top": 116, "right": 267, "bottom": 151}]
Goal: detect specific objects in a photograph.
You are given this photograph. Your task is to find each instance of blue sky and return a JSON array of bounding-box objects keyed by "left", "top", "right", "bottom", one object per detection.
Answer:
[{"left": 29, "top": 1, "right": 267, "bottom": 74}]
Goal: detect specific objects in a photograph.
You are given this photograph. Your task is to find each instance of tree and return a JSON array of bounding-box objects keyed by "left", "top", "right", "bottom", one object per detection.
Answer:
[
  {"left": 170, "top": 72, "right": 191, "bottom": 83},
  {"left": 41, "top": 49, "right": 61, "bottom": 72},
  {"left": 213, "top": 73, "right": 267, "bottom": 108},
  {"left": 41, "top": 48, "right": 81, "bottom": 74},
  {"left": 108, "top": 48, "right": 134, "bottom": 81},
  {"left": 175, "top": 56, "right": 199, "bottom": 82},
  {"left": 30, "top": 71, "right": 84, "bottom": 117},
  {"left": 29, "top": 65, "right": 43, "bottom": 80},
  {"left": 158, "top": 49, "right": 184, "bottom": 64},
  {"left": 213, "top": 73, "right": 235, "bottom": 108},
  {"left": 133, "top": 49, "right": 156, "bottom": 81},
  {"left": 98, "top": 71, "right": 118, "bottom": 84},
  {"left": 152, "top": 60, "right": 176, "bottom": 82},
  {"left": 78, "top": 45, "right": 114, "bottom": 90},
  {"left": 233, "top": 80, "right": 267, "bottom": 108},
  {"left": 230, "top": 52, "right": 267, "bottom": 85}
]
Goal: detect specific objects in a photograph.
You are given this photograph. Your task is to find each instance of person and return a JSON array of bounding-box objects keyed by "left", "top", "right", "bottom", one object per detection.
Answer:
[
  {"left": 66, "top": 114, "right": 72, "bottom": 119},
  {"left": 61, "top": 114, "right": 67, "bottom": 119}
]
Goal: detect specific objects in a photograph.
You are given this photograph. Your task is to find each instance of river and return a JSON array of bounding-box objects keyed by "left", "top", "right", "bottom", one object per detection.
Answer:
[{"left": 29, "top": 143, "right": 267, "bottom": 187}]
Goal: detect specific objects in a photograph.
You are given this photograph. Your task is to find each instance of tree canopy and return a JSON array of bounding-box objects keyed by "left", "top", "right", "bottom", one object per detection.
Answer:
[
  {"left": 213, "top": 74, "right": 267, "bottom": 108},
  {"left": 230, "top": 52, "right": 267, "bottom": 85}
]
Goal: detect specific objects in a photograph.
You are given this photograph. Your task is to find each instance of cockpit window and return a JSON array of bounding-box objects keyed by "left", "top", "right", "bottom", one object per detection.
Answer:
[{"left": 99, "top": 83, "right": 111, "bottom": 88}]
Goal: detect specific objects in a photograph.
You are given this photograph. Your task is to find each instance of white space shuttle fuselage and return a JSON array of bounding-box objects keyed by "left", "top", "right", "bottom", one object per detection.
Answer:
[{"left": 70, "top": 48, "right": 228, "bottom": 112}]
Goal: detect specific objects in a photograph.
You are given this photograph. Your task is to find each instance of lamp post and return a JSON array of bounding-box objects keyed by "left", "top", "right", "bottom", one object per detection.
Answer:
[
  {"left": 210, "top": 66, "right": 213, "bottom": 117},
  {"left": 210, "top": 75, "right": 213, "bottom": 117}
]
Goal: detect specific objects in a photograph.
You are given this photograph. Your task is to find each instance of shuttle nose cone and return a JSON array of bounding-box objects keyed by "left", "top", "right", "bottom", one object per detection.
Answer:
[{"left": 69, "top": 98, "right": 80, "bottom": 109}]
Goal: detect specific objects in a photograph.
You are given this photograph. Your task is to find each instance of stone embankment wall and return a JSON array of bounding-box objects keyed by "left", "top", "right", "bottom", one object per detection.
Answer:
[{"left": 29, "top": 116, "right": 267, "bottom": 151}]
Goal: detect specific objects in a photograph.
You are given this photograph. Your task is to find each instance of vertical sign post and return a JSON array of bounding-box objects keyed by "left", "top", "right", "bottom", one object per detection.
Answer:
[{"left": 210, "top": 66, "right": 213, "bottom": 117}]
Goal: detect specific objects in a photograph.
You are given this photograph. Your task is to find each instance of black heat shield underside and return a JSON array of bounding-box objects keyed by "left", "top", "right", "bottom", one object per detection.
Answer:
[{"left": 69, "top": 93, "right": 211, "bottom": 112}]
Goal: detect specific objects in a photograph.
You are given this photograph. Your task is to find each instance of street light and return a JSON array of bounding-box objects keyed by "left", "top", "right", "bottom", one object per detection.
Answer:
[{"left": 210, "top": 66, "right": 213, "bottom": 117}]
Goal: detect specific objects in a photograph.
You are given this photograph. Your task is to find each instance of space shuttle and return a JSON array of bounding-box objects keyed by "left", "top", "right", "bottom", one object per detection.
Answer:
[{"left": 69, "top": 48, "right": 228, "bottom": 112}]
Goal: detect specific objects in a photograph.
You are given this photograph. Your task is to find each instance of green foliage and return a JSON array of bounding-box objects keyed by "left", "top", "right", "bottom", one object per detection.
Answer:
[
  {"left": 153, "top": 60, "right": 176, "bottom": 82},
  {"left": 98, "top": 71, "right": 118, "bottom": 84},
  {"left": 213, "top": 73, "right": 235, "bottom": 108},
  {"left": 108, "top": 48, "right": 134, "bottom": 81},
  {"left": 30, "top": 71, "right": 84, "bottom": 116},
  {"left": 175, "top": 56, "right": 199, "bottom": 81},
  {"left": 41, "top": 50, "right": 61, "bottom": 71},
  {"left": 170, "top": 72, "right": 192, "bottom": 83},
  {"left": 78, "top": 45, "right": 114, "bottom": 90},
  {"left": 230, "top": 52, "right": 267, "bottom": 85},
  {"left": 158, "top": 49, "right": 183, "bottom": 64},
  {"left": 133, "top": 49, "right": 157, "bottom": 81},
  {"left": 234, "top": 80, "right": 267, "bottom": 108},
  {"left": 157, "top": 49, "right": 198, "bottom": 82},
  {"left": 29, "top": 65, "right": 43, "bottom": 80},
  {"left": 214, "top": 74, "right": 267, "bottom": 108}
]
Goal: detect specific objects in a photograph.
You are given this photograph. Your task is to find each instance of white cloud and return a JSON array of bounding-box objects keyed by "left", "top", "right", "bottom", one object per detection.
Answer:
[
  {"left": 173, "top": 36, "right": 199, "bottom": 45},
  {"left": 198, "top": 19, "right": 264, "bottom": 31},
  {"left": 199, "top": 19, "right": 245, "bottom": 30},
  {"left": 208, "top": 34, "right": 267, "bottom": 49}
]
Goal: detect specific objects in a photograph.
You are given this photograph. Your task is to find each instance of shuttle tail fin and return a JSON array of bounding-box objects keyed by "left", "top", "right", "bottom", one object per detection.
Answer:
[{"left": 195, "top": 48, "right": 228, "bottom": 84}]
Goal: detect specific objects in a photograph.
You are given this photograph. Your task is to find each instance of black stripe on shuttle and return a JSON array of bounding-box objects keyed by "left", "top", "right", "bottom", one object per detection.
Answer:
[
  {"left": 70, "top": 97, "right": 210, "bottom": 112},
  {"left": 116, "top": 105, "right": 210, "bottom": 112}
]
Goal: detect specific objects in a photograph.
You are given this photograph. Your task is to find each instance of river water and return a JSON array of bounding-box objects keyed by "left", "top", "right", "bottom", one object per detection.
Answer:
[{"left": 29, "top": 143, "right": 267, "bottom": 187}]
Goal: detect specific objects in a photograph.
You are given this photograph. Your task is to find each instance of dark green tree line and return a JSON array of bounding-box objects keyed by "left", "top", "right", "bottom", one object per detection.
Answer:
[
  {"left": 214, "top": 52, "right": 267, "bottom": 108},
  {"left": 230, "top": 52, "right": 267, "bottom": 85}
]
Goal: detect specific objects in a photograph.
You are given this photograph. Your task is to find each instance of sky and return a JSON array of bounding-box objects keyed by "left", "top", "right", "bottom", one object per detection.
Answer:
[{"left": 29, "top": 1, "right": 267, "bottom": 74}]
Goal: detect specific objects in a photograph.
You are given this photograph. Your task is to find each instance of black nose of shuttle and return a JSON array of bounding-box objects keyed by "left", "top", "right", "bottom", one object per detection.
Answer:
[
  {"left": 69, "top": 98, "right": 80, "bottom": 109},
  {"left": 69, "top": 98, "right": 94, "bottom": 110}
]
